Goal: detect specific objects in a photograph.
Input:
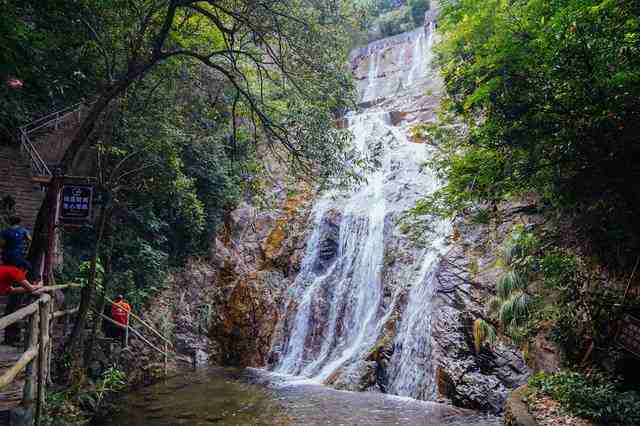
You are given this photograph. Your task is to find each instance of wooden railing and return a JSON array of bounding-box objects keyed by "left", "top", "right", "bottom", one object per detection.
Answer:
[
  {"left": 0, "top": 284, "right": 82, "bottom": 425},
  {"left": 95, "top": 296, "right": 172, "bottom": 374},
  {"left": 0, "top": 285, "right": 173, "bottom": 425}
]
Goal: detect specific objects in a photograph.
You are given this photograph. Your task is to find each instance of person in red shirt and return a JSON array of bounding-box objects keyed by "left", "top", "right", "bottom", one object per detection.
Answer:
[
  {"left": 0, "top": 264, "right": 41, "bottom": 295},
  {"left": 110, "top": 295, "right": 131, "bottom": 345},
  {"left": 1, "top": 265, "right": 42, "bottom": 345}
]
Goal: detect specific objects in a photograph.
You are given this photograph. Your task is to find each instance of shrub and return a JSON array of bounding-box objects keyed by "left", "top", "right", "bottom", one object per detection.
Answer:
[
  {"left": 529, "top": 371, "right": 640, "bottom": 425},
  {"left": 408, "top": 0, "right": 429, "bottom": 25},
  {"left": 375, "top": 6, "right": 414, "bottom": 37}
]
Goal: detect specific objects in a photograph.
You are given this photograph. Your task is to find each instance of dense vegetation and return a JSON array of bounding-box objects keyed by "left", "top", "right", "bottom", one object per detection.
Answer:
[
  {"left": 422, "top": 0, "right": 640, "bottom": 269},
  {"left": 356, "top": 0, "right": 430, "bottom": 39},
  {"left": 2, "top": 0, "right": 364, "bottom": 386},
  {"left": 422, "top": 0, "right": 640, "bottom": 421},
  {"left": 530, "top": 371, "right": 640, "bottom": 425},
  {"left": 0, "top": 0, "right": 101, "bottom": 143}
]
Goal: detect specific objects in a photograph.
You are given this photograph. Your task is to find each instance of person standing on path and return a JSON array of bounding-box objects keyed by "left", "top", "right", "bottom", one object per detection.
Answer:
[
  {"left": 111, "top": 295, "right": 131, "bottom": 345},
  {"left": 0, "top": 264, "right": 42, "bottom": 345},
  {"left": 0, "top": 216, "right": 32, "bottom": 271}
]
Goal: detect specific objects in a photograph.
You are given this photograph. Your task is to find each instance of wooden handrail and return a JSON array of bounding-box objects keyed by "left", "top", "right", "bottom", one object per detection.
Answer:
[
  {"left": 97, "top": 313, "right": 168, "bottom": 356},
  {"left": 0, "top": 285, "right": 80, "bottom": 423},
  {"left": 33, "top": 284, "right": 83, "bottom": 295},
  {"left": 0, "top": 346, "right": 39, "bottom": 390},
  {"left": 102, "top": 295, "right": 172, "bottom": 346},
  {"left": 0, "top": 283, "right": 173, "bottom": 423},
  {"left": 0, "top": 294, "right": 52, "bottom": 330},
  {"left": 53, "top": 307, "right": 79, "bottom": 319},
  {"left": 0, "top": 302, "right": 39, "bottom": 330}
]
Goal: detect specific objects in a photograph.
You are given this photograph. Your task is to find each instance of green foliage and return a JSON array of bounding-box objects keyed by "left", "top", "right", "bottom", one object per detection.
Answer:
[
  {"left": 408, "top": 0, "right": 430, "bottom": 25},
  {"left": 470, "top": 208, "right": 491, "bottom": 225},
  {"left": 43, "top": 367, "right": 126, "bottom": 425},
  {"left": 529, "top": 371, "right": 640, "bottom": 425},
  {"left": 74, "top": 367, "right": 127, "bottom": 415},
  {"left": 0, "top": 0, "right": 100, "bottom": 143},
  {"left": 539, "top": 249, "right": 579, "bottom": 290},
  {"left": 409, "top": 109, "right": 531, "bottom": 220},
  {"left": 472, "top": 318, "right": 497, "bottom": 353},
  {"left": 476, "top": 226, "right": 539, "bottom": 349},
  {"left": 94, "top": 367, "right": 126, "bottom": 405},
  {"left": 355, "top": 0, "right": 429, "bottom": 40},
  {"left": 474, "top": 227, "right": 539, "bottom": 351},
  {"left": 435, "top": 0, "right": 640, "bottom": 267},
  {"left": 376, "top": 7, "right": 414, "bottom": 37}
]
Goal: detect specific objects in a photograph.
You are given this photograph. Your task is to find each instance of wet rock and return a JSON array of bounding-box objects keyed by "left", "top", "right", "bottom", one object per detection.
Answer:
[
  {"left": 210, "top": 271, "right": 282, "bottom": 367},
  {"left": 431, "top": 207, "right": 534, "bottom": 414},
  {"left": 388, "top": 111, "right": 408, "bottom": 126},
  {"left": 313, "top": 209, "right": 341, "bottom": 273}
]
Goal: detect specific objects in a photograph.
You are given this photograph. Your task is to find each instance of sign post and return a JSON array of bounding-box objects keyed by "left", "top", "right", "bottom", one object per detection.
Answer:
[{"left": 59, "top": 184, "right": 94, "bottom": 225}]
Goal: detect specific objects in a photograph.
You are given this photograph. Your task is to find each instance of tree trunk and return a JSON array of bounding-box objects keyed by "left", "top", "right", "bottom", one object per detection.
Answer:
[
  {"left": 30, "top": 66, "right": 152, "bottom": 270},
  {"left": 65, "top": 203, "right": 110, "bottom": 364},
  {"left": 84, "top": 240, "right": 113, "bottom": 368}
]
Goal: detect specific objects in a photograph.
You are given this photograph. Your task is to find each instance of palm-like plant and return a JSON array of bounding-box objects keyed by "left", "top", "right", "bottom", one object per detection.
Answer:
[
  {"left": 473, "top": 227, "right": 536, "bottom": 352},
  {"left": 473, "top": 318, "right": 497, "bottom": 353}
]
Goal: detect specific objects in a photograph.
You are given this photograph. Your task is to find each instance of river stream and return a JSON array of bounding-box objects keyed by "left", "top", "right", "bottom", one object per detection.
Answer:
[{"left": 102, "top": 368, "right": 501, "bottom": 425}]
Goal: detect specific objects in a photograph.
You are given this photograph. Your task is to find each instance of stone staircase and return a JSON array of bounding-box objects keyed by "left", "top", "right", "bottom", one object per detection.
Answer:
[
  {"left": 0, "top": 146, "right": 46, "bottom": 232},
  {"left": 0, "top": 102, "right": 89, "bottom": 234}
]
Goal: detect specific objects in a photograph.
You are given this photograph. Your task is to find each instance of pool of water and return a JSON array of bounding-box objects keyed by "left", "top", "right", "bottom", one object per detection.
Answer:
[{"left": 101, "top": 368, "right": 501, "bottom": 426}]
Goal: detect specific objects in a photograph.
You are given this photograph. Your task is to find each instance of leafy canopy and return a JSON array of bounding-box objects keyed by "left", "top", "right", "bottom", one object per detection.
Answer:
[{"left": 429, "top": 0, "right": 640, "bottom": 267}]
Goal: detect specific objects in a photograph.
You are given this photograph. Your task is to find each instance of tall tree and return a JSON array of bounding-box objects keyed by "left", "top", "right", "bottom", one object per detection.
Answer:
[{"left": 44, "top": 0, "right": 359, "bottom": 363}]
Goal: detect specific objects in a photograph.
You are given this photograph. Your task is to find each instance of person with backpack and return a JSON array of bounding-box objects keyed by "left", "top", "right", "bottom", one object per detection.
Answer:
[{"left": 0, "top": 216, "right": 32, "bottom": 271}]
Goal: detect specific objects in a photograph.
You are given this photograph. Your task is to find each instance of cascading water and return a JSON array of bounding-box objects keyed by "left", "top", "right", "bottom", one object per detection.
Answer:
[
  {"left": 271, "top": 17, "right": 448, "bottom": 401},
  {"left": 364, "top": 48, "right": 381, "bottom": 101},
  {"left": 406, "top": 31, "right": 424, "bottom": 87}
]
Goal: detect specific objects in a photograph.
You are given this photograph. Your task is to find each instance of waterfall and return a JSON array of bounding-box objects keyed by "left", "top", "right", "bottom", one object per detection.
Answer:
[
  {"left": 275, "top": 115, "right": 389, "bottom": 378},
  {"left": 406, "top": 31, "right": 424, "bottom": 86},
  {"left": 271, "top": 20, "right": 449, "bottom": 400},
  {"left": 406, "top": 21, "right": 435, "bottom": 88},
  {"left": 364, "top": 49, "right": 381, "bottom": 102}
]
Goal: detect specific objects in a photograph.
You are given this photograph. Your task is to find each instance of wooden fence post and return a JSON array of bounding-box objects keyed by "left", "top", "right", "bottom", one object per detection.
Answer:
[
  {"left": 46, "top": 302, "right": 54, "bottom": 385},
  {"left": 35, "top": 296, "right": 50, "bottom": 425},
  {"left": 22, "top": 304, "right": 39, "bottom": 420}
]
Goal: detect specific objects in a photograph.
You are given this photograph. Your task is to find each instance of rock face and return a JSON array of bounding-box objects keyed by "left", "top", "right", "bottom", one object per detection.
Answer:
[
  {"left": 430, "top": 201, "right": 542, "bottom": 413},
  {"left": 146, "top": 184, "right": 316, "bottom": 368}
]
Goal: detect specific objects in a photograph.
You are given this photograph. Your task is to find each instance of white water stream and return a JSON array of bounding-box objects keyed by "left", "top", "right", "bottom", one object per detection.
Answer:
[{"left": 272, "top": 20, "right": 448, "bottom": 401}]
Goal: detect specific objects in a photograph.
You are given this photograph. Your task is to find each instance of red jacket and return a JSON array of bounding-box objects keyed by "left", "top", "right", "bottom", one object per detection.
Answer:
[
  {"left": 111, "top": 301, "right": 131, "bottom": 325},
  {"left": 0, "top": 265, "right": 26, "bottom": 295}
]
